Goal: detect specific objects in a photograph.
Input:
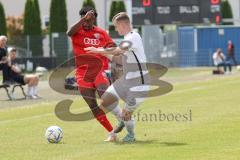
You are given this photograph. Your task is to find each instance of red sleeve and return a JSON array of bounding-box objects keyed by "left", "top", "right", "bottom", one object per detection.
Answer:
[{"left": 70, "top": 33, "right": 78, "bottom": 43}]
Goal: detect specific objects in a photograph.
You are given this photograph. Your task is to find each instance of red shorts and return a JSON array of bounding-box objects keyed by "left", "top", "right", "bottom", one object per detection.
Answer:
[
  {"left": 76, "top": 68, "right": 109, "bottom": 91},
  {"left": 75, "top": 54, "right": 109, "bottom": 91}
]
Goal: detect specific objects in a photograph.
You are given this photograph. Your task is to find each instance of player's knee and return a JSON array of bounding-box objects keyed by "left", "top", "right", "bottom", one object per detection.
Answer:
[{"left": 101, "top": 94, "right": 119, "bottom": 112}]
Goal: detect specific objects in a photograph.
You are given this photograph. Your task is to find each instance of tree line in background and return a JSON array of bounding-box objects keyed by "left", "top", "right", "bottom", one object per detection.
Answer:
[
  {"left": 0, "top": 1, "right": 7, "bottom": 35},
  {"left": 0, "top": 0, "right": 126, "bottom": 58},
  {"left": 23, "top": 0, "right": 42, "bottom": 56},
  {"left": 0, "top": 0, "right": 235, "bottom": 57},
  {"left": 221, "top": 0, "right": 233, "bottom": 25},
  {"left": 109, "top": 1, "right": 126, "bottom": 37}
]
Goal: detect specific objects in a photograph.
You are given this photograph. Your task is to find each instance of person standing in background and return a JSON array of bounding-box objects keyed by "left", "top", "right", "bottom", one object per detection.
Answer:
[{"left": 227, "top": 40, "right": 238, "bottom": 66}]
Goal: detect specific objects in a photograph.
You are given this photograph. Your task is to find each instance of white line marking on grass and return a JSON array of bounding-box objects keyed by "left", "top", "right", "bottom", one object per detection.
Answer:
[
  {"left": 0, "top": 107, "right": 90, "bottom": 125},
  {"left": 170, "top": 80, "right": 240, "bottom": 95},
  {"left": 0, "top": 113, "right": 53, "bottom": 125}
]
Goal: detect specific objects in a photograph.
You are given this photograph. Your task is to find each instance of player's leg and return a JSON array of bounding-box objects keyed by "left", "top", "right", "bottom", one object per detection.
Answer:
[
  {"left": 122, "top": 102, "right": 136, "bottom": 142},
  {"left": 95, "top": 75, "right": 120, "bottom": 117},
  {"left": 99, "top": 88, "right": 121, "bottom": 141},
  {"left": 122, "top": 118, "right": 135, "bottom": 142},
  {"left": 122, "top": 86, "right": 149, "bottom": 142},
  {"left": 79, "top": 87, "right": 114, "bottom": 133},
  {"left": 95, "top": 75, "right": 125, "bottom": 134},
  {"left": 76, "top": 68, "right": 115, "bottom": 140},
  {"left": 104, "top": 94, "right": 125, "bottom": 134},
  {"left": 95, "top": 72, "right": 123, "bottom": 141}
]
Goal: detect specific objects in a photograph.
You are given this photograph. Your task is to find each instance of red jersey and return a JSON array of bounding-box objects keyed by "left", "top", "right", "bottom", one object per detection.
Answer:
[
  {"left": 70, "top": 26, "right": 113, "bottom": 89},
  {"left": 71, "top": 26, "right": 113, "bottom": 70}
]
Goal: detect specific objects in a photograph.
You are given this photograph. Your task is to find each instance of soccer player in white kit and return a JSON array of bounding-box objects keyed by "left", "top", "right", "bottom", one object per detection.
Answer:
[{"left": 85, "top": 12, "right": 149, "bottom": 142}]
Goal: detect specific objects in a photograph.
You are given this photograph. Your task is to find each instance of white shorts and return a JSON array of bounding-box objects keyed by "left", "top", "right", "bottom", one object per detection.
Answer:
[{"left": 105, "top": 84, "right": 149, "bottom": 112}]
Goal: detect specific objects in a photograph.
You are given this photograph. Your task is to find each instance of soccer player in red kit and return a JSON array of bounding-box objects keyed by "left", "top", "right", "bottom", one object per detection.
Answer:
[{"left": 66, "top": 6, "right": 116, "bottom": 141}]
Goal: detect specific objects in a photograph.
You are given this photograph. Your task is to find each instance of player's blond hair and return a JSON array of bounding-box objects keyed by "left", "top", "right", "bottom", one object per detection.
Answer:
[{"left": 112, "top": 12, "right": 130, "bottom": 24}]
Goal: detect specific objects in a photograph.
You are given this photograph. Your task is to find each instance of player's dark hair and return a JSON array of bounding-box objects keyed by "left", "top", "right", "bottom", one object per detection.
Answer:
[
  {"left": 10, "top": 48, "right": 17, "bottom": 52},
  {"left": 79, "top": 6, "right": 98, "bottom": 18}
]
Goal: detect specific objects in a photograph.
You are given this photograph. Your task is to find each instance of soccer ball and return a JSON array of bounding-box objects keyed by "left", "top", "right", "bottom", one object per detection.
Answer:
[{"left": 45, "top": 126, "right": 63, "bottom": 143}]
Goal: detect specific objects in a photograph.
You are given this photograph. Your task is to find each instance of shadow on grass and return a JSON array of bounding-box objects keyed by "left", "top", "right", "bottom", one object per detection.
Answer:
[
  {"left": 114, "top": 140, "right": 188, "bottom": 147},
  {"left": 1, "top": 97, "right": 43, "bottom": 101},
  {"left": 159, "top": 142, "right": 188, "bottom": 147},
  {"left": 0, "top": 98, "right": 26, "bottom": 101}
]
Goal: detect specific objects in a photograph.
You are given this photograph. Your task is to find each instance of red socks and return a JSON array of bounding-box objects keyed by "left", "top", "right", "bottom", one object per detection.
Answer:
[{"left": 95, "top": 114, "right": 113, "bottom": 132}]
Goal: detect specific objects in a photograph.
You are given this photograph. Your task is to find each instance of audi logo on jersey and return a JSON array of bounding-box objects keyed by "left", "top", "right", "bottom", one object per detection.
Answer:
[{"left": 84, "top": 38, "right": 100, "bottom": 45}]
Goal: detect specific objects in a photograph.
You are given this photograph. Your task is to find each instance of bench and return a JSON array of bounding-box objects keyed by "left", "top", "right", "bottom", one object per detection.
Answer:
[{"left": 0, "top": 81, "right": 26, "bottom": 100}]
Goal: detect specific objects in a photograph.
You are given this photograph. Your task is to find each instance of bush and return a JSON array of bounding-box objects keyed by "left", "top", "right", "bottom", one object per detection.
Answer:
[
  {"left": 221, "top": 0, "right": 233, "bottom": 25},
  {"left": 23, "top": 0, "right": 43, "bottom": 56},
  {"left": 49, "top": 0, "right": 68, "bottom": 33},
  {"left": 109, "top": 1, "right": 126, "bottom": 37},
  {"left": 0, "top": 2, "right": 7, "bottom": 35},
  {"left": 49, "top": 0, "right": 68, "bottom": 64}
]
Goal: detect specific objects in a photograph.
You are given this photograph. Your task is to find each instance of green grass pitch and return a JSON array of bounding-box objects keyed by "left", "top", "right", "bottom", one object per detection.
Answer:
[{"left": 0, "top": 68, "right": 239, "bottom": 160}]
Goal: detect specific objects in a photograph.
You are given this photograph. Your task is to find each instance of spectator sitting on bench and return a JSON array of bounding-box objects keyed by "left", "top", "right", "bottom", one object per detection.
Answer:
[
  {"left": 212, "top": 48, "right": 232, "bottom": 74},
  {"left": 3, "top": 48, "right": 40, "bottom": 99}
]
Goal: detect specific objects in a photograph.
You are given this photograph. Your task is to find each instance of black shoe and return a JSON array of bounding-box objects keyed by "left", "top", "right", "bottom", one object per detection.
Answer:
[{"left": 114, "top": 121, "right": 125, "bottom": 133}]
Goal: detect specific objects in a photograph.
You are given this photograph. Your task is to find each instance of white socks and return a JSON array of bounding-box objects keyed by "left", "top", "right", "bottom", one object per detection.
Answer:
[
  {"left": 110, "top": 104, "right": 135, "bottom": 136},
  {"left": 27, "top": 86, "right": 38, "bottom": 96},
  {"left": 111, "top": 105, "right": 135, "bottom": 135},
  {"left": 32, "top": 86, "right": 37, "bottom": 96},
  {"left": 27, "top": 86, "right": 33, "bottom": 96},
  {"left": 111, "top": 105, "right": 122, "bottom": 121},
  {"left": 124, "top": 119, "right": 135, "bottom": 135}
]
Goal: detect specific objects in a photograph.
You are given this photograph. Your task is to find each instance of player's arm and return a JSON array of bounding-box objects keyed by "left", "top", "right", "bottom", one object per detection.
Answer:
[
  {"left": 66, "top": 10, "right": 95, "bottom": 37},
  {"left": 85, "top": 34, "right": 136, "bottom": 55},
  {"left": 66, "top": 20, "right": 82, "bottom": 37},
  {"left": 84, "top": 45, "right": 128, "bottom": 65},
  {"left": 85, "top": 46, "right": 126, "bottom": 56},
  {"left": 6, "top": 56, "right": 21, "bottom": 73},
  {"left": 11, "top": 65, "right": 21, "bottom": 73}
]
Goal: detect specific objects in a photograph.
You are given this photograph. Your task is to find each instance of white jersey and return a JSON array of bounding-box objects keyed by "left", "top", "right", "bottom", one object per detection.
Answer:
[
  {"left": 105, "top": 31, "right": 150, "bottom": 112},
  {"left": 124, "top": 31, "right": 146, "bottom": 63},
  {"left": 123, "top": 31, "right": 148, "bottom": 80}
]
